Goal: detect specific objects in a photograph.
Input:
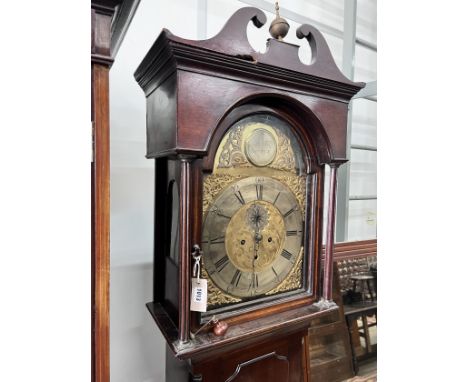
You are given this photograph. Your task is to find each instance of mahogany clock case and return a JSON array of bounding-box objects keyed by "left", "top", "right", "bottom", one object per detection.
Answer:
[
  {"left": 134, "top": 5, "right": 363, "bottom": 366},
  {"left": 154, "top": 103, "right": 323, "bottom": 329}
]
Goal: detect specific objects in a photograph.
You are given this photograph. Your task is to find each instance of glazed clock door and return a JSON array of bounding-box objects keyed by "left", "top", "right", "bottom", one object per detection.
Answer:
[{"left": 201, "top": 113, "right": 309, "bottom": 315}]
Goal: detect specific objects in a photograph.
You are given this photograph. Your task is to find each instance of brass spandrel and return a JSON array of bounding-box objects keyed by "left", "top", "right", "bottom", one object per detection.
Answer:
[
  {"left": 202, "top": 174, "right": 243, "bottom": 216},
  {"left": 273, "top": 175, "right": 306, "bottom": 215},
  {"left": 201, "top": 267, "right": 242, "bottom": 307}
]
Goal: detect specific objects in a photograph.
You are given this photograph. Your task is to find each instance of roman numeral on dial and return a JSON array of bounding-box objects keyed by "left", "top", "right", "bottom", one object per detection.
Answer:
[
  {"left": 256, "top": 184, "right": 263, "bottom": 200},
  {"left": 216, "top": 211, "right": 231, "bottom": 219},
  {"left": 283, "top": 207, "right": 296, "bottom": 218},
  {"left": 234, "top": 190, "right": 245, "bottom": 205},
  {"left": 230, "top": 269, "right": 242, "bottom": 287},
  {"left": 214, "top": 255, "right": 229, "bottom": 272},
  {"left": 272, "top": 266, "right": 279, "bottom": 281},
  {"left": 249, "top": 273, "right": 259, "bottom": 290},
  {"left": 286, "top": 230, "right": 301, "bottom": 236},
  {"left": 210, "top": 235, "right": 225, "bottom": 244},
  {"left": 281, "top": 249, "right": 294, "bottom": 261},
  {"left": 273, "top": 192, "right": 281, "bottom": 206}
]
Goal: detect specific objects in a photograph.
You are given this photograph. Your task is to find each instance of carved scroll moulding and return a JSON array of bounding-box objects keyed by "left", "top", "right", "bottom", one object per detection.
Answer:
[{"left": 165, "top": 6, "right": 359, "bottom": 85}]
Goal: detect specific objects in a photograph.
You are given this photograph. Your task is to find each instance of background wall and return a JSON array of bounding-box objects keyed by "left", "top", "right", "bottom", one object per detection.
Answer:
[
  {"left": 109, "top": 1, "right": 376, "bottom": 381},
  {"left": 109, "top": 2, "right": 198, "bottom": 381}
]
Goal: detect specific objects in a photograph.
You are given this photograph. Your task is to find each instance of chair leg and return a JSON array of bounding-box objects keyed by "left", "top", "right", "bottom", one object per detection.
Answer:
[
  {"left": 346, "top": 316, "right": 359, "bottom": 375},
  {"left": 366, "top": 279, "right": 374, "bottom": 302},
  {"left": 362, "top": 314, "right": 372, "bottom": 353}
]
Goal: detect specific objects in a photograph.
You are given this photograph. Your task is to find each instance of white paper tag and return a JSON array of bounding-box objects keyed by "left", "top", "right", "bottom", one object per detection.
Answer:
[{"left": 190, "top": 278, "right": 207, "bottom": 312}]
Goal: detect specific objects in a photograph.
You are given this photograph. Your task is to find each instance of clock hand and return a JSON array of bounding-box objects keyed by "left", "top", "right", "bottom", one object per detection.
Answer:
[
  {"left": 251, "top": 203, "right": 261, "bottom": 283},
  {"left": 253, "top": 222, "right": 260, "bottom": 266},
  {"left": 248, "top": 203, "right": 265, "bottom": 292},
  {"left": 252, "top": 203, "right": 262, "bottom": 262},
  {"left": 251, "top": 236, "right": 259, "bottom": 293}
]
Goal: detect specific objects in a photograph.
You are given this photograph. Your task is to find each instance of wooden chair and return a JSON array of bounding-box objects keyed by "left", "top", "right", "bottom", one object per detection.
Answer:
[
  {"left": 332, "top": 240, "right": 377, "bottom": 374},
  {"left": 310, "top": 240, "right": 377, "bottom": 377}
]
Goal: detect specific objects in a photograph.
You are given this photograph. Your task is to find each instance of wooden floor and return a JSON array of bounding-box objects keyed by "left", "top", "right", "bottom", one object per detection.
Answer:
[{"left": 344, "top": 359, "right": 377, "bottom": 382}]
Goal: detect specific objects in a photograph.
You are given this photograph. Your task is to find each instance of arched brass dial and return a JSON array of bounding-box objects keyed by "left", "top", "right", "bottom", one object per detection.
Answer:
[{"left": 202, "top": 177, "right": 303, "bottom": 298}]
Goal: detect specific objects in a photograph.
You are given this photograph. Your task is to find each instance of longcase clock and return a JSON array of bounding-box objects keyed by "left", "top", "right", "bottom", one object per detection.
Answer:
[{"left": 134, "top": 6, "right": 363, "bottom": 382}]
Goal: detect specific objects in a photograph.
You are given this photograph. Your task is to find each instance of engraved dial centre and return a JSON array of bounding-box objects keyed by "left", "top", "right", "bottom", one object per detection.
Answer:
[{"left": 225, "top": 200, "right": 285, "bottom": 273}]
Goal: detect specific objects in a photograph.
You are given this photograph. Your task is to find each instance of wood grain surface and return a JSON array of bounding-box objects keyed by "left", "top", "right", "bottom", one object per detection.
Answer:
[{"left": 91, "top": 2, "right": 120, "bottom": 381}]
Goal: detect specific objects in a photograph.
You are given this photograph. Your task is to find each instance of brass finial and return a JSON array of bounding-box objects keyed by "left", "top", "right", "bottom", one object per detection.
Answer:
[{"left": 269, "top": 1, "right": 290, "bottom": 40}]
